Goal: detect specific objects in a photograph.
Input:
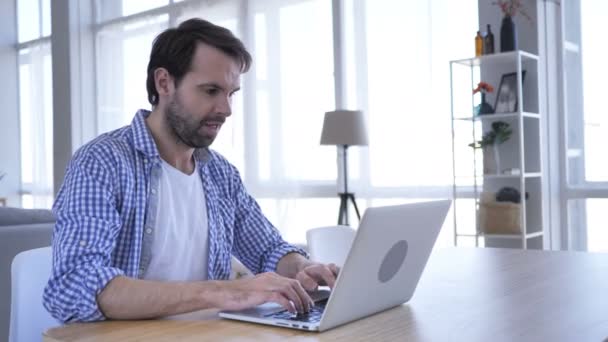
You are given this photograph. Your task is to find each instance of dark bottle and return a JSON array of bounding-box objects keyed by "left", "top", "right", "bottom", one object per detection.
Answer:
[{"left": 484, "top": 24, "right": 495, "bottom": 54}]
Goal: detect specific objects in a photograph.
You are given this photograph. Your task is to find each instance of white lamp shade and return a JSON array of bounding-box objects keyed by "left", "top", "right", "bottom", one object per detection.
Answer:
[{"left": 320, "top": 110, "right": 368, "bottom": 146}]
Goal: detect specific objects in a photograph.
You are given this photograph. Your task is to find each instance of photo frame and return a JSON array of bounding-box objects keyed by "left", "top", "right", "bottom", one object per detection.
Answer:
[{"left": 494, "top": 71, "right": 526, "bottom": 113}]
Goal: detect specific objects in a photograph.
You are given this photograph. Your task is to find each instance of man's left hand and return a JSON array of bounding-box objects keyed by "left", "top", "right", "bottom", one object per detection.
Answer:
[{"left": 295, "top": 262, "right": 340, "bottom": 291}]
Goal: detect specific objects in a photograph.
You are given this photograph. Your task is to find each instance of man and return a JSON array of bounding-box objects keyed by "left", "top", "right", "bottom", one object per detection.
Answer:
[{"left": 43, "top": 18, "right": 338, "bottom": 323}]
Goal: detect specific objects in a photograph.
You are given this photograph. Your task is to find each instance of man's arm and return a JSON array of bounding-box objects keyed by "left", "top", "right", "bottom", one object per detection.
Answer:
[
  {"left": 97, "top": 277, "right": 214, "bottom": 319},
  {"left": 222, "top": 160, "right": 339, "bottom": 293},
  {"left": 224, "top": 162, "right": 308, "bottom": 274},
  {"left": 97, "top": 272, "right": 316, "bottom": 319},
  {"left": 44, "top": 152, "right": 127, "bottom": 323}
]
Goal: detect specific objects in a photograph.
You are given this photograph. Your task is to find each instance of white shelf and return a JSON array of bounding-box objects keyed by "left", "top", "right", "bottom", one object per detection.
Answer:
[
  {"left": 450, "top": 50, "right": 544, "bottom": 250},
  {"left": 482, "top": 231, "right": 543, "bottom": 239},
  {"left": 455, "top": 173, "right": 541, "bottom": 180},
  {"left": 456, "top": 231, "right": 543, "bottom": 239},
  {"left": 482, "top": 172, "right": 541, "bottom": 179},
  {"left": 453, "top": 112, "right": 540, "bottom": 121},
  {"left": 450, "top": 50, "right": 539, "bottom": 67}
]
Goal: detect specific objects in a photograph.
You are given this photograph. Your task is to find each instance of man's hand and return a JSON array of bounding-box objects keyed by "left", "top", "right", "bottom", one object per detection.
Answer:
[
  {"left": 276, "top": 252, "right": 340, "bottom": 292},
  {"left": 212, "top": 272, "right": 314, "bottom": 314},
  {"left": 295, "top": 262, "right": 339, "bottom": 291}
]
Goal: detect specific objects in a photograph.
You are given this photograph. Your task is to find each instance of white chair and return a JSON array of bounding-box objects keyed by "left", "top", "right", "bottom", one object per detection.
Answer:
[
  {"left": 9, "top": 246, "right": 58, "bottom": 342},
  {"left": 306, "top": 225, "right": 356, "bottom": 267}
]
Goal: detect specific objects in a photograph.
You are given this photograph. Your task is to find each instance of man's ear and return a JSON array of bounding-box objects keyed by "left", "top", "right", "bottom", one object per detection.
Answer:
[{"left": 154, "top": 67, "right": 175, "bottom": 98}]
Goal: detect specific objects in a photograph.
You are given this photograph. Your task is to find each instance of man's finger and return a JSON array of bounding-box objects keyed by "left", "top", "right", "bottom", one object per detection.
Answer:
[
  {"left": 290, "top": 279, "right": 314, "bottom": 312},
  {"left": 278, "top": 281, "right": 306, "bottom": 313},
  {"left": 306, "top": 264, "right": 337, "bottom": 289},
  {"left": 268, "top": 291, "right": 296, "bottom": 314},
  {"left": 327, "top": 263, "right": 340, "bottom": 276},
  {"left": 296, "top": 271, "right": 319, "bottom": 292}
]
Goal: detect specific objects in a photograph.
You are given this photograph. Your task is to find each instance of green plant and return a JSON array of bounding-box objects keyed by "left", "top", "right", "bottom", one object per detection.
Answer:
[{"left": 468, "top": 121, "right": 512, "bottom": 149}]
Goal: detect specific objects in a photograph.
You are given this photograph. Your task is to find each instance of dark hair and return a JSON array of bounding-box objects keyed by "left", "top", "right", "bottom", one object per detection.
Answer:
[{"left": 146, "top": 18, "right": 252, "bottom": 106}]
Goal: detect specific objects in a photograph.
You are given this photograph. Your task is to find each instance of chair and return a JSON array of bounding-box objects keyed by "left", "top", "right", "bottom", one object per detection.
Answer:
[
  {"left": 9, "top": 246, "right": 58, "bottom": 342},
  {"left": 306, "top": 225, "right": 356, "bottom": 267},
  {"left": 0, "top": 207, "right": 54, "bottom": 341}
]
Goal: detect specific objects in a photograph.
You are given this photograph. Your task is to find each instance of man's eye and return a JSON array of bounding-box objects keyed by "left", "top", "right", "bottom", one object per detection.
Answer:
[{"left": 206, "top": 88, "right": 219, "bottom": 96}]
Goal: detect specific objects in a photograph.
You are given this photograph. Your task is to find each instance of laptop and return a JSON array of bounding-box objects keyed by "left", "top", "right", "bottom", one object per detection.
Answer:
[{"left": 219, "top": 200, "right": 451, "bottom": 332}]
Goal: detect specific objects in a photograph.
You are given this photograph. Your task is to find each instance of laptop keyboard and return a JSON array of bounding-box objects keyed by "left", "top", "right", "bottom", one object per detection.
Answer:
[{"left": 265, "top": 300, "right": 327, "bottom": 323}]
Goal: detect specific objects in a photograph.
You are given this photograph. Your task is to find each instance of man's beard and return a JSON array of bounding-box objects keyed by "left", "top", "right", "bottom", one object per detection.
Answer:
[{"left": 165, "top": 97, "right": 222, "bottom": 149}]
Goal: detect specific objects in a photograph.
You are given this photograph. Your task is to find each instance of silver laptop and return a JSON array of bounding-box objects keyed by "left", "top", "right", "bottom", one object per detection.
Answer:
[{"left": 219, "top": 200, "right": 451, "bottom": 332}]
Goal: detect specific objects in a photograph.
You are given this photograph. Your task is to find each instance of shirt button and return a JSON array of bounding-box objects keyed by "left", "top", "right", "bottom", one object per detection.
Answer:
[
  {"left": 79, "top": 240, "right": 87, "bottom": 247},
  {"left": 146, "top": 228, "right": 152, "bottom": 234},
  {"left": 151, "top": 188, "right": 157, "bottom": 195}
]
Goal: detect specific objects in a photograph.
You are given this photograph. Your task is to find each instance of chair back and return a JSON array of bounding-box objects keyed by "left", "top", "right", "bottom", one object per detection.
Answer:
[
  {"left": 306, "top": 225, "right": 356, "bottom": 267},
  {"left": 9, "top": 246, "right": 57, "bottom": 342}
]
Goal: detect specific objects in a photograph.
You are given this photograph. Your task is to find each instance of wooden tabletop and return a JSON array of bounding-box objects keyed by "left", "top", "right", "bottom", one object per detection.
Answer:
[{"left": 44, "top": 248, "right": 608, "bottom": 342}]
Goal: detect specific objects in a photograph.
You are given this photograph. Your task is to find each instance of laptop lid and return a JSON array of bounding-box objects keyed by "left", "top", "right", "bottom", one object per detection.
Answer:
[
  {"left": 219, "top": 200, "right": 451, "bottom": 332},
  {"left": 318, "top": 200, "right": 450, "bottom": 331}
]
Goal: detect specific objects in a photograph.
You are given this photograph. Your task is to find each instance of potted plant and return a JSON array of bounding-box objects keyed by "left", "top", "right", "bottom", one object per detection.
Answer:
[{"left": 469, "top": 121, "right": 512, "bottom": 174}]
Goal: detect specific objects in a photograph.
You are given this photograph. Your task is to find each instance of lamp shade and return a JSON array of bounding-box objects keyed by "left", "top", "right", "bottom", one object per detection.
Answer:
[{"left": 320, "top": 110, "right": 368, "bottom": 146}]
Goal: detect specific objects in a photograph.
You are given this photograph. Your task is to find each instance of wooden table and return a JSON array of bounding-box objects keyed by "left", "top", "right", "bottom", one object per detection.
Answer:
[{"left": 44, "top": 248, "right": 608, "bottom": 342}]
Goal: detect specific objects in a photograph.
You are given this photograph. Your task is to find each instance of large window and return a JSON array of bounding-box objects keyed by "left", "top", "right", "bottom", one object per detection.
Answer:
[
  {"left": 92, "top": 0, "right": 477, "bottom": 244},
  {"left": 562, "top": 0, "right": 608, "bottom": 252},
  {"left": 17, "top": 0, "right": 54, "bottom": 208}
]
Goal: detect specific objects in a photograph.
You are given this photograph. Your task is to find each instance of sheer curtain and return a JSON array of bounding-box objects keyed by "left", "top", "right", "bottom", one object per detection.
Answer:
[
  {"left": 93, "top": 0, "right": 478, "bottom": 245},
  {"left": 19, "top": 43, "right": 54, "bottom": 209},
  {"left": 95, "top": 15, "right": 169, "bottom": 134},
  {"left": 343, "top": 0, "right": 478, "bottom": 247},
  {"left": 15, "top": 0, "right": 53, "bottom": 209}
]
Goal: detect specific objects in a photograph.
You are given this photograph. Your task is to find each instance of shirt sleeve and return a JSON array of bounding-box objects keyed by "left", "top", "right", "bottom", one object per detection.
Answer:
[
  {"left": 229, "top": 168, "right": 308, "bottom": 274},
  {"left": 43, "top": 152, "right": 124, "bottom": 323}
]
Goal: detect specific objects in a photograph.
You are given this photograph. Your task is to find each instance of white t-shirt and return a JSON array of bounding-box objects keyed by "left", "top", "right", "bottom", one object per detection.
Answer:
[{"left": 143, "top": 159, "right": 209, "bottom": 282}]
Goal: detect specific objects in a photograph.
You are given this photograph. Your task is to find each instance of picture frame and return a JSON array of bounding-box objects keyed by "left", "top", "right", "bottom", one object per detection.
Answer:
[{"left": 494, "top": 71, "right": 526, "bottom": 113}]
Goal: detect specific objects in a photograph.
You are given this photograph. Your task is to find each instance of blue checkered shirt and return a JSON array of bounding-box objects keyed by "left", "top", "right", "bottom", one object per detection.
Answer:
[{"left": 43, "top": 109, "right": 306, "bottom": 323}]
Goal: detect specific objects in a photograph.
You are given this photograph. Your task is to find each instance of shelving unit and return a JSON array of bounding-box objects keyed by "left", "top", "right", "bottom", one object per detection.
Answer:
[{"left": 450, "top": 50, "right": 544, "bottom": 249}]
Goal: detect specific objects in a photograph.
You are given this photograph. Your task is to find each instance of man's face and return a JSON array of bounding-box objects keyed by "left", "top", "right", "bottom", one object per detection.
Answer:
[{"left": 164, "top": 43, "right": 241, "bottom": 148}]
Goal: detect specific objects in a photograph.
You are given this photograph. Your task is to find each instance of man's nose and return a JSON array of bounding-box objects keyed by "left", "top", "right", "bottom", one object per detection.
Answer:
[{"left": 215, "top": 96, "right": 232, "bottom": 117}]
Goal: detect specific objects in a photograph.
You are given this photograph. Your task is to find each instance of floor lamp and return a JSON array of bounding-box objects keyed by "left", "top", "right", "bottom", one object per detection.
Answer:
[{"left": 320, "top": 110, "right": 368, "bottom": 226}]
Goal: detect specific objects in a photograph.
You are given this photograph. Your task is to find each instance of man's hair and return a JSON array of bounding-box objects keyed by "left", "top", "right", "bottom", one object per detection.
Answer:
[{"left": 146, "top": 18, "right": 252, "bottom": 106}]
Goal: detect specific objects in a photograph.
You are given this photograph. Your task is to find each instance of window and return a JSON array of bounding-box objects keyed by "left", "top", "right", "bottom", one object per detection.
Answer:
[
  {"left": 562, "top": 0, "right": 608, "bottom": 252},
  {"left": 17, "top": 0, "right": 54, "bottom": 208},
  {"left": 352, "top": 0, "right": 477, "bottom": 189},
  {"left": 91, "top": 0, "right": 477, "bottom": 245},
  {"left": 576, "top": 1, "right": 608, "bottom": 183},
  {"left": 95, "top": 14, "right": 169, "bottom": 134}
]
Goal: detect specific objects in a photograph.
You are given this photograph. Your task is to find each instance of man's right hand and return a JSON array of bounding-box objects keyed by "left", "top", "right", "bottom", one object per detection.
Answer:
[{"left": 211, "top": 272, "right": 314, "bottom": 314}]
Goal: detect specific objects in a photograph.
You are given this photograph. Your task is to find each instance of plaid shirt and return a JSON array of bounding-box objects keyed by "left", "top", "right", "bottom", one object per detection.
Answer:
[{"left": 43, "top": 109, "right": 305, "bottom": 323}]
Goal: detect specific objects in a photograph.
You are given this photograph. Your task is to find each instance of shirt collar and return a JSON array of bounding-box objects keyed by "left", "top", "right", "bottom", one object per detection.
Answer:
[{"left": 131, "top": 109, "right": 211, "bottom": 165}]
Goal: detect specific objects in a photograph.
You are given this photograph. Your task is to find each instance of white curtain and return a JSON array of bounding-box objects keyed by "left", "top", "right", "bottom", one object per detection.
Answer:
[
  {"left": 95, "top": 14, "right": 170, "bottom": 134},
  {"left": 18, "top": 42, "right": 54, "bottom": 209}
]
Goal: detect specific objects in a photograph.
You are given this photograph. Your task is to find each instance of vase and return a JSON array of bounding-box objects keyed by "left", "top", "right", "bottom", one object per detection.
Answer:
[
  {"left": 500, "top": 15, "right": 517, "bottom": 52},
  {"left": 479, "top": 93, "right": 494, "bottom": 115},
  {"left": 483, "top": 144, "right": 501, "bottom": 174}
]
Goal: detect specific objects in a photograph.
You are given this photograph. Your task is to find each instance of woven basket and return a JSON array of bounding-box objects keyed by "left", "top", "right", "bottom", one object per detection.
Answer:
[{"left": 478, "top": 199, "right": 521, "bottom": 234}]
